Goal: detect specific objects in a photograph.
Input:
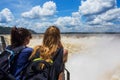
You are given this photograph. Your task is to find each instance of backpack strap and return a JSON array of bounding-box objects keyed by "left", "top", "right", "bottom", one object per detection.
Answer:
[
  {"left": 33, "top": 58, "right": 53, "bottom": 64},
  {"left": 5, "top": 49, "right": 15, "bottom": 62},
  {"left": 49, "top": 48, "right": 64, "bottom": 80},
  {"left": 52, "top": 48, "right": 63, "bottom": 61},
  {"left": 12, "top": 46, "right": 26, "bottom": 55},
  {"left": 6, "top": 45, "right": 26, "bottom": 62},
  {"left": 6, "top": 45, "right": 25, "bottom": 54}
]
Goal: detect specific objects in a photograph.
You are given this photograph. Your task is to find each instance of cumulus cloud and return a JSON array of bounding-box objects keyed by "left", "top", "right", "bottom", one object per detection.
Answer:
[
  {"left": 55, "top": 12, "right": 82, "bottom": 27},
  {"left": 88, "top": 8, "right": 120, "bottom": 25},
  {"left": 53, "top": 12, "right": 83, "bottom": 32},
  {"left": 79, "top": 0, "right": 115, "bottom": 16},
  {"left": 0, "top": 8, "right": 14, "bottom": 23},
  {"left": 10, "top": 0, "right": 120, "bottom": 32},
  {"left": 21, "top": 1, "right": 56, "bottom": 19},
  {"left": 79, "top": 0, "right": 120, "bottom": 27},
  {"left": 54, "top": 0, "right": 120, "bottom": 32},
  {"left": 55, "top": 17, "right": 74, "bottom": 27}
]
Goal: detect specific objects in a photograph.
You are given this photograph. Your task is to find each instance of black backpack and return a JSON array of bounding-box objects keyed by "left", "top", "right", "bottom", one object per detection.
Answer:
[
  {"left": 22, "top": 48, "right": 64, "bottom": 80},
  {"left": 0, "top": 46, "right": 25, "bottom": 80}
]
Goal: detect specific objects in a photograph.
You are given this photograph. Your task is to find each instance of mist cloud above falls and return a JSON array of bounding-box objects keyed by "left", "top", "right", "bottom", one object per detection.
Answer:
[{"left": 66, "top": 35, "right": 120, "bottom": 80}]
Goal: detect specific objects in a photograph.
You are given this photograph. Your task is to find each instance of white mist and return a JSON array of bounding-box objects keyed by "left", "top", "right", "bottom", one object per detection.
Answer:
[{"left": 65, "top": 35, "right": 120, "bottom": 80}]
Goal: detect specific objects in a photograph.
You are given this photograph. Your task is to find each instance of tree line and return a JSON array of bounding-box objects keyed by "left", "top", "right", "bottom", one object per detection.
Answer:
[{"left": 0, "top": 26, "right": 37, "bottom": 34}]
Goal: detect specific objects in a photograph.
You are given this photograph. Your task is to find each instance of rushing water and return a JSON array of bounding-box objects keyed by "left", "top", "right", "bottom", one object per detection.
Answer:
[{"left": 2, "top": 34, "right": 120, "bottom": 80}]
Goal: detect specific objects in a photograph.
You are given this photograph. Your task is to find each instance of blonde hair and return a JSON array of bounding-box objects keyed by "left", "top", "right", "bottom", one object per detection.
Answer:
[{"left": 29, "top": 26, "right": 62, "bottom": 67}]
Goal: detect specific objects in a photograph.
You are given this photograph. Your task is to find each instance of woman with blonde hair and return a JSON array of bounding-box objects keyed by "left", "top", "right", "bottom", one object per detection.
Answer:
[{"left": 26, "top": 25, "right": 68, "bottom": 80}]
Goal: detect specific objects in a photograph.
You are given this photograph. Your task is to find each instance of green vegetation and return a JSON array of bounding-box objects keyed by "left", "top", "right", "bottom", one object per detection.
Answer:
[{"left": 0, "top": 26, "right": 37, "bottom": 34}]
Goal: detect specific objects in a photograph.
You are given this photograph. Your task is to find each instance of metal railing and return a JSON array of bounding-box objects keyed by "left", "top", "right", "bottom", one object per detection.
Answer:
[
  {"left": 0, "top": 36, "right": 6, "bottom": 54},
  {"left": 64, "top": 68, "right": 70, "bottom": 80}
]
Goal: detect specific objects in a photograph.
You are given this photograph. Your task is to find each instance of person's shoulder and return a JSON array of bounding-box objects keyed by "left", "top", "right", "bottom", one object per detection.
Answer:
[
  {"left": 58, "top": 48, "right": 68, "bottom": 53},
  {"left": 63, "top": 49, "right": 68, "bottom": 54},
  {"left": 33, "top": 45, "right": 41, "bottom": 50},
  {"left": 21, "top": 47, "right": 33, "bottom": 53}
]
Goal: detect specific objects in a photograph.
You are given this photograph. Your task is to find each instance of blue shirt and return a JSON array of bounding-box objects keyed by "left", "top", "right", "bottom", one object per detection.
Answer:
[{"left": 11, "top": 47, "right": 33, "bottom": 80}]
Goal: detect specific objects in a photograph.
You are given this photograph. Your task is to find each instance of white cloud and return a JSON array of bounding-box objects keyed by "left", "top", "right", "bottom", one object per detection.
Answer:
[
  {"left": 78, "top": 0, "right": 120, "bottom": 28},
  {"left": 55, "top": 17, "right": 73, "bottom": 26},
  {"left": 53, "top": 12, "right": 83, "bottom": 32},
  {"left": 21, "top": 1, "right": 56, "bottom": 19},
  {"left": 72, "top": 12, "right": 81, "bottom": 18},
  {"left": 53, "top": 0, "right": 119, "bottom": 32},
  {"left": 36, "top": 22, "right": 52, "bottom": 31},
  {"left": 88, "top": 8, "right": 120, "bottom": 25},
  {"left": 15, "top": 18, "right": 32, "bottom": 28},
  {"left": 55, "top": 12, "right": 82, "bottom": 27},
  {"left": 0, "top": 8, "right": 14, "bottom": 23},
  {"left": 6, "top": 0, "right": 119, "bottom": 32},
  {"left": 79, "top": 0, "right": 115, "bottom": 15}
]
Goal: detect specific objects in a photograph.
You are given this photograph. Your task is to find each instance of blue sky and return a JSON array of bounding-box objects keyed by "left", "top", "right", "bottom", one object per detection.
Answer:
[{"left": 0, "top": 0, "right": 120, "bottom": 33}]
